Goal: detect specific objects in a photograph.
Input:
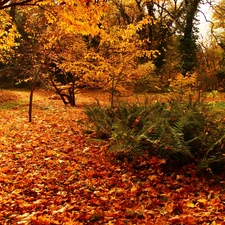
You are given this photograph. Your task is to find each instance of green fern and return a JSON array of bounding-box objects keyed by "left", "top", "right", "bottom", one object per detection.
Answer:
[
  {"left": 84, "top": 105, "right": 113, "bottom": 138},
  {"left": 84, "top": 98, "right": 225, "bottom": 171}
]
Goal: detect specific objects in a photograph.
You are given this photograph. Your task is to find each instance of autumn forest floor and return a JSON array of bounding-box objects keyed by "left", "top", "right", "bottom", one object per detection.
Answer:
[{"left": 1, "top": 89, "right": 225, "bottom": 225}]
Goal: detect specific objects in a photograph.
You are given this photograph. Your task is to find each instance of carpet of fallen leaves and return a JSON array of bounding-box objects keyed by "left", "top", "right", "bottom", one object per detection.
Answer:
[{"left": 1, "top": 89, "right": 225, "bottom": 225}]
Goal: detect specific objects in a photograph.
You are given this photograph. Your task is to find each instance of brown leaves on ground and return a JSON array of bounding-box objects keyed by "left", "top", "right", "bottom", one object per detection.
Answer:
[
  {"left": 0, "top": 90, "right": 225, "bottom": 225},
  {"left": 0, "top": 90, "right": 19, "bottom": 104}
]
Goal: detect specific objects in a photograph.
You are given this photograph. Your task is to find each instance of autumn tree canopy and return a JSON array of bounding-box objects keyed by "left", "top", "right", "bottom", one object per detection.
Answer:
[{"left": 0, "top": 0, "right": 224, "bottom": 92}]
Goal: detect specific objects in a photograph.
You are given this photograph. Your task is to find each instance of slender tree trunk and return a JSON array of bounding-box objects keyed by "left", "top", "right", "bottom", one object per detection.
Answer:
[
  {"left": 28, "top": 67, "right": 40, "bottom": 122},
  {"left": 70, "top": 81, "right": 76, "bottom": 106},
  {"left": 9, "top": 3, "right": 16, "bottom": 23},
  {"left": 29, "top": 82, "right": 34, "bottom": 122},
  {"left": 110, "top": 73, "right": 115, "bottom": 108}
]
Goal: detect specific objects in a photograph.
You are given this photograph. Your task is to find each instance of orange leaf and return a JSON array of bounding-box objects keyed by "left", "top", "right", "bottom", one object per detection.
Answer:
[{"left": 168, "top": 215, "right": 182, "bottom": 223}]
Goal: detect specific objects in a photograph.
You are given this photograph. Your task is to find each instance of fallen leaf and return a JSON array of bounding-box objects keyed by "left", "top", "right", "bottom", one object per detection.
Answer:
[{"left": 186, "top": 202, "right": 195, "bottom": 208}]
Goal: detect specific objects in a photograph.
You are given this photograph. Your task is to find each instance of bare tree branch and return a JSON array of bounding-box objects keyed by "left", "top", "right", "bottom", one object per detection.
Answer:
[{"left": 0, "top": 0, "right": 43, "bottom": 9}]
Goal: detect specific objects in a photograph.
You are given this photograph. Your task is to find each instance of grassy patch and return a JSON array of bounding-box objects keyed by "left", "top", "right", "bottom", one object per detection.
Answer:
[
  {"left": 215, "top": 101, "right": 225, "bottom": 110},
  {"left": 0, "top": 89, "right": 27, "bottom": 110},
  {"left": 0, "top": 100, "right": 27, "bottom": 110}
]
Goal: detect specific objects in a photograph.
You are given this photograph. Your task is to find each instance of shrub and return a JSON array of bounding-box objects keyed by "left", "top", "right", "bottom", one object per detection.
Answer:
[{"left": 85, "top": 98, "right": 225, "bottom": 170}]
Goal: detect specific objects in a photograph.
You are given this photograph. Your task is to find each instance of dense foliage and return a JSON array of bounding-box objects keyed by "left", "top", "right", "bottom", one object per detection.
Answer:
[
  {"left": 1, "top": 0, "right": 225, "bottom": 94},
  {"left": 85, "top": 97, "right": 225, "bottom": 171}
]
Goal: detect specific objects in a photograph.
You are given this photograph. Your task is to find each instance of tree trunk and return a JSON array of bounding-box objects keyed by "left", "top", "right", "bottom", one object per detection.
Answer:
[
  {"left": 28, "top": 67, "right": 40, "bottom": 122},
  {"left": 179, "top": 0, "right": 200, "bottom": 75},
  {"left": 70, "top": 81, "right": 76, "bottom": 106},
  {"left": 9, "top": 1, "right": 16, "bottom": 23},
  {"left": 29, "top": 82, "right": 34, "bottom": 122}
]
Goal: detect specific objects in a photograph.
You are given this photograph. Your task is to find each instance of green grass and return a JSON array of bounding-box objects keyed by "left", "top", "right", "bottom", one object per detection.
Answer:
[
  {"left": 215, "top": 101, "right": 225, "bottom": 110},
  {"left": 0, "top": 100, "right": 27, "bottom": 110},
  {"left": 0, "top": 89, "right": 27, "bottom": 110}
]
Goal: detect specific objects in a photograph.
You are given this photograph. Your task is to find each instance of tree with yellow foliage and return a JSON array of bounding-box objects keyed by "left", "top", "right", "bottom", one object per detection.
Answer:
[
  {"left": 27, "top": 0, "right": 158, "bottom": 107},
  {"left": 51, "top": 0, "right": 158, "bottom": 106},
  {"left": 0, "top": 11, "right": 20, "bottom": 63},
  {"left": 1, "top": 0, "right": 158, "bottom": 111}
]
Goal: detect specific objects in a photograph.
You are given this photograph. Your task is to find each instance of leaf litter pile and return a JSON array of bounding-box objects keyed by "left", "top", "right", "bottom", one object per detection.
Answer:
[{"left": 0, "top": 90, "right": 225, "bottom": 225}]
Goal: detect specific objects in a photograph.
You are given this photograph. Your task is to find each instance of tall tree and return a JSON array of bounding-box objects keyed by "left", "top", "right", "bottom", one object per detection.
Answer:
[
  {"left": 210, "top": 0, "right": 225, "bottom": 88},
  {"left": 110, "top": 0, "right": 178, "bottom": 71},
  {"left": 48, "top": 0, "right": 158, "bottom": 106},
  {"left": 178, "top": 0, "right": 201, "bottom": 75}
]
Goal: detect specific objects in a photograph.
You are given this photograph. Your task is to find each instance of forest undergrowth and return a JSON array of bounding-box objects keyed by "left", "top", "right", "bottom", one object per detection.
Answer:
[{"left": 0, "top": 89, "right": 225, "bottom": 224}]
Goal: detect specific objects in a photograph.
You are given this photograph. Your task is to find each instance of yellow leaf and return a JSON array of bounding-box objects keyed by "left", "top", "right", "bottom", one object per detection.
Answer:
[
  {"left": 197, "top": 198, "right": 207, "bottom": 204},
  {"left": 186, "top": 202, "right": 195, "bottom": 208},
  {"left": 131, "top": 185, "right": 138, "bottom": 193},
  {"left": 148, "top": 175, "right": 157, "bottom": 181}
]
